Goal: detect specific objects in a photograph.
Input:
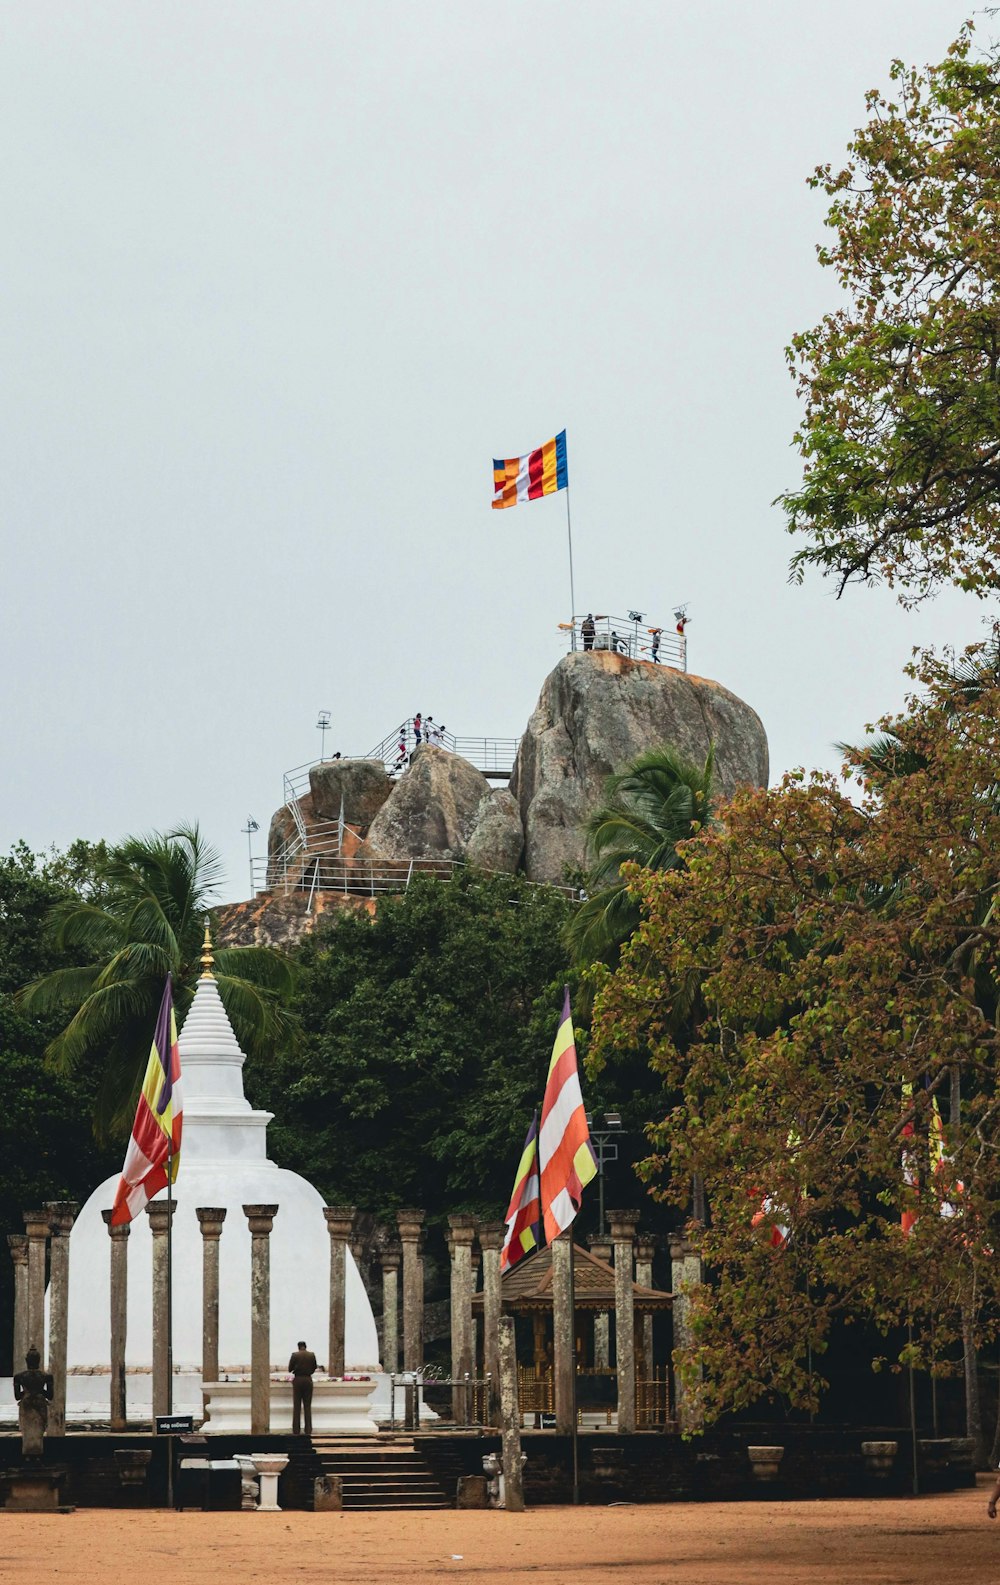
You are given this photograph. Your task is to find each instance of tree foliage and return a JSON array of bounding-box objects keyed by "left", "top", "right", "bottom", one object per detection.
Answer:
[
  {"left": 589, "top": 646, "right": 1000, "bottom": 1424},
  {"left": 781, "top": 24, "right": 1000, "bottom": 601},
  {"left": 19, "top": 825, "right": 297, "bottom": 1138},
  {"left": 250, "top": 870, "right": 641, "bottom": 1225}
]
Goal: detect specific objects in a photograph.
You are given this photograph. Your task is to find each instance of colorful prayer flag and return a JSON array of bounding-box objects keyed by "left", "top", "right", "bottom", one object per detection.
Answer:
[
  {"left": 492, "top": 430, "right": 568, "bottom": 510},
  {"left": 500, "top": 1111, "right": 541, "bottom": 1273},
  {"left": 110, "top": 975, "right": 183, "bottom": 1225},
  {"left": 538, "top": 988, "right": 596, "bottom": 1243}
]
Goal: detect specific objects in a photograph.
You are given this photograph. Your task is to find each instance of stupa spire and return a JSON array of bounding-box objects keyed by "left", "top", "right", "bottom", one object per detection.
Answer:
[{"left": 200, "top": 923, "right": 215, "bottom": 979}]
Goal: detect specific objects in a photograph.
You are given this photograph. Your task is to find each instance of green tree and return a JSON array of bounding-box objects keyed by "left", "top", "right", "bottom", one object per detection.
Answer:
[
  {"left": 780, "top": 24, "right": 1000, "bottom": 602},
  {"left": 0, "top": 843, "right": 119, "bottom": 1370},
  {"left": 565, "top": 745, "right": 716, "bottom": 967},
  {"left": 19, "top": 825, "right": 297, "bottom": 1138},
  {"left": 249, "top": 870, "right": 643, "bottom": 1225},
  {"left": 589, "top": 649, "right": 1000, "bottom": 1428}
]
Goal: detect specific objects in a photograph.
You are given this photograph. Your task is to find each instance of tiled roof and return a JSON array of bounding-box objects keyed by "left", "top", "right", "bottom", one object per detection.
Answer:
[{"left": 472, "top": 1242, "right": 672, "bottom": 1311}]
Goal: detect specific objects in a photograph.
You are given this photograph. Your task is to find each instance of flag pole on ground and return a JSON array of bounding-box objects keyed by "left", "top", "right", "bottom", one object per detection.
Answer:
[{"left": 538, "top": 986, "right": 597, "bottom": 1505}]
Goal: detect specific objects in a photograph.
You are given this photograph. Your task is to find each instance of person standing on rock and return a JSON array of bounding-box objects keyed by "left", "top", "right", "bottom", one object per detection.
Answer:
[
  {"left": 582, "top": 613, "right": 595, "bottom": 651},
  {"left": 394, "top": 728, "right": 407, "bottom": 772},
  {"left": 650, "top": 628, "right": 661, "bottom": 664},
  {"left": 413, "top": 713, "right": 422, "bottom": 746},
  {"left": 426, "top": 716, "right": 435, "bottom": 746},
  {"left": 288, "top": 1340, "right": 318, "bottom": 1437}
]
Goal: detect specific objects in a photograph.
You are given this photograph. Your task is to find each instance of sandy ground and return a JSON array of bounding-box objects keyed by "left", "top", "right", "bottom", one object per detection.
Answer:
[{"left": 2, "top": 1481, "right": 999, "bottom": 1585}]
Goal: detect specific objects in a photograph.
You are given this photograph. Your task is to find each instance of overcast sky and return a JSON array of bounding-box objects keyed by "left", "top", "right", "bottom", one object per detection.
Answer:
[{"left": 2, "top": 1, "right": 987, "bottom": 902}]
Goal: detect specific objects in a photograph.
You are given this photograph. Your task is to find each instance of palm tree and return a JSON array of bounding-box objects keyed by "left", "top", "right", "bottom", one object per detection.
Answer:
[
  {"left": 565, "top": 744, "right": 716, "bottom": 967},
  {"left": 18, "top": 824, "right": 297, "bottom": 1139}
]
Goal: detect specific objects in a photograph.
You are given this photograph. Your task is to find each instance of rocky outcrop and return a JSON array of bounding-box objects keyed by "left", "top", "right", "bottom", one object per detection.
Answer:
[
  {"left": 215, "top": 889, "right": 375, "bottom": 948},
  {"left": 366, "top": 745, "right": 495, "bottom": 862},
  {"left": 465, "top": 788, "right": 523, "bottom": 874},
  {"left": 511, "top": 650, "right": 769, "bottom": 884},
  {"left": 309, "top": 758, "right": 391, "bottom": 828}
]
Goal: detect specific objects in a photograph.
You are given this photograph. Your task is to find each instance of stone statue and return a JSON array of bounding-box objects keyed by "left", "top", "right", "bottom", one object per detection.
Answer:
[{"left": 13, "top": 1346, "right": 53, "bottom": 1458}]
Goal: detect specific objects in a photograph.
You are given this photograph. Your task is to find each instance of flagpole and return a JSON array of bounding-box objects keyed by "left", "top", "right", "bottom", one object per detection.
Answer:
[
  {"left": 166, "top": 1140, "right": 173, "bottom": 1416},
  {"left": 569, "top": 1240, "right": 580, "bottom": 1505},
  {"left": 565, "top": 485, "right": 577, "bottom": 649}
]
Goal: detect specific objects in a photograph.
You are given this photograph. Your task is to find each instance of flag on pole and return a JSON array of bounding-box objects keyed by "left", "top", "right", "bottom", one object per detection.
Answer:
[
  {"left": 110, "top": 975, "right": 183, "bottom": 1225},
  {"left": 492, "top": 430, "right": 568, "bottom": 510},
  {"left": 538, "top": 988, "right": 597, "bottom": 1243},
  {"left": 500, "top": 1111, "right": 542, "bottom": 1273}
]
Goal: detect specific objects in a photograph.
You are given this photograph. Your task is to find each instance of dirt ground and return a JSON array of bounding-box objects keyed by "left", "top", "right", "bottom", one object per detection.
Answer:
[{"left": 2, "top": 1480, "right": 1000, "bottom": 1585}]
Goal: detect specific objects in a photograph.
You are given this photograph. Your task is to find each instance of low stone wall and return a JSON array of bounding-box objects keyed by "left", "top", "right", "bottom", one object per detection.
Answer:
[{"left": 415, "top": 1428, "right": 976, "bottom": 1507}]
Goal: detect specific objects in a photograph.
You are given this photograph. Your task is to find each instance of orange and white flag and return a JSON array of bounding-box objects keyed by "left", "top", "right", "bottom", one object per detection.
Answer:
[{"left": 539, "top": 988, "right": 596, "bottom": 1243}]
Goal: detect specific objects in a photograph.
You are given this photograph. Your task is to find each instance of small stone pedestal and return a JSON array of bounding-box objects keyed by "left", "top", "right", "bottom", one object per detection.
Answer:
[
  {"left": 747, "top": 1445, "right": 784, "bottom": 1481},
  {"left": 861, "top": 1439, "right": 898, "bottom": 1478},
  {"left": 114, "top": 1448, "right": 152, "bottom": 1489},
  {"left": 1, "top": 1467, "right": 70, "bottom": 1512},
  {"left": 250, "top": 1452, "right": 289, "bottom": 1512}
]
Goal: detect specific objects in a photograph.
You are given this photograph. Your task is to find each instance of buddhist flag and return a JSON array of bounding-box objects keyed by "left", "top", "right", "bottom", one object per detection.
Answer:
[
  {"left": 110, "top": 975, "right": 183, "bottom": 1225},
  {"left": 492, "top": 430, "right": 568, "bottom": 510},
  {"left": 538, "top": 988, "right": 597, "bottom": 1243},
  {"left": 500, "top": 1112, "right": 541, "bottom": 1273}
]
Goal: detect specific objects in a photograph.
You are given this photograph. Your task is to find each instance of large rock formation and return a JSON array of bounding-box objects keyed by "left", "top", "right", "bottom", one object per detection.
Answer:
[
  {"left": 511, "top": 650, "right": 769, "bottom": 884},
  {"left": 309, "top": 758, "right": 391, "bottom": 827},
  {"left": 366, "top": 745, "right": 521, "bottom": 867}
]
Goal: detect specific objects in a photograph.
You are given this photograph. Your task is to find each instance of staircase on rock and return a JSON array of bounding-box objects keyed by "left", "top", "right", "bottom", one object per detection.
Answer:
[{"left": 311, "top": 1435, "right": 450, "bottom": 1510}]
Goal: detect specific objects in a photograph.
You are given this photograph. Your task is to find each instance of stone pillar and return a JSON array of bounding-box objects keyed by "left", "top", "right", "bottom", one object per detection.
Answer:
[
  {"left": 608, "top": 1210, "right": 639, "bottom": 1435},
  {"left": 196, "top": 1208, "right": 227, "bottom": 1390},
  {"left": 669, "top": 1233, "right": 704, "bottom": 1433},
  {"left": 147, "top": 1200, "right": 177, "bottom": 1418},
  {"left": 243, "top": 1204, "right": 278, "bottom": 1436},
  {"left": 550, "top": 1230, "right": 576, "bottom": 1434},
  {"left": 23, "top": 1210, "right": 50, "bottom": 1359},
  {"left": 635, "top": 1235, "right": 656, "bottom": 1379},
  {"left": 323, "top": 1205, "right": 356, "bottom": 1378},
  {"left": 101, "top": 1211, "right": 130, "bottom": 1431},
  {"left": 396, "top": 1209, "right": 425, "bottom": 1373},
  {"left": 380, "top": 1243, "right": 401, "bottom": 1372},
  {"left": 448, "top": 1214, "right": 476, "bottom": 1423},
  {"left": 498, "top": 1314, "right": 524, "bottom": 1513},
  {"left": 44, "top": 1201, "right": 78, "bottom": 1435},
  {"left": 477, "top": 1221, "right": 505, "bottom": 1425},
  {"left": 588, "top": 1236, "right": 613, "bottom": 1370},
  {"left": 7, "top": 1235, "right": 28, "bottom": 1374}
]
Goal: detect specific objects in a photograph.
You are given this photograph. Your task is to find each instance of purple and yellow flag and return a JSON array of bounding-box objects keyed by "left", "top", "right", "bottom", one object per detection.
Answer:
[
  {"left": 492, "top": 430, "right": 568, "bottom": 510},
  {"left": 110, "top": 975, "right": 184, "bottom": 1225},
  {"left": 500, "top": 1112, "right": 541, "bottom": 1273}
]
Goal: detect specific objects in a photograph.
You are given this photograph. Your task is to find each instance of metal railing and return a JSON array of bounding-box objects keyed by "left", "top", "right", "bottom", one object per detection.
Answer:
[
  {"left": 387, "top": 1369, "right": 493, "bottom": 1431},
  {"left": 280, "top": 728, "right": 520, "bottom": 806},
  {"left": 562, "top": 613, "right": 688, "bottom": 671},
  {"left": 254, "top": 847, "right": 578, "bottom": 902}
]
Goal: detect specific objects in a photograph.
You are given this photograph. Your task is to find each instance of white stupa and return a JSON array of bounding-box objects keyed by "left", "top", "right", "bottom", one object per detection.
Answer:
[{"left": 62, "top": 949, "right": 380, "bottom": 1422}]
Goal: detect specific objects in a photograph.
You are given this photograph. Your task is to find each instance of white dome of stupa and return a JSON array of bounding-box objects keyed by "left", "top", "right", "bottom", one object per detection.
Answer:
[{"left": 63, "top": 957, "right": 380, "bottom": 1419}]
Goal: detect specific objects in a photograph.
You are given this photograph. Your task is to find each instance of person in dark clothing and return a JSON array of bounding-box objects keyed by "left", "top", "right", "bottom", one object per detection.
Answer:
[
  {"left": 650, "top": 628, "right": 661, "bottom": 663},
  {"left": 581, "top": 613, "right": 595, "bottom": 651},
  {"left": 288, "top": 1340, "right": 318, "bottom": 1436}
]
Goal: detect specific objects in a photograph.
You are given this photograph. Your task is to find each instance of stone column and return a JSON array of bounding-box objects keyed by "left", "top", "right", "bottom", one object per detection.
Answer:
[
  {"left": 635, "top": 1235, "right": 656, "bottom": 1380},
  {"left": 448, "top": 1214, "right": 476, "bottom": 1423},
  {"left": 23, "top": 1210, "right": 50, "bottom": 1359},
  {"left": 7, "top": 1235, "right": 28, "bottom": 1374},
  {"left": 550, "top": 1230, "right": 576, "bottom": 1434},
  {"left": 396, "top": 1209, "right": 425, "bottom": 1374},
  {"left": 147, "top": 1200, "right": 177, "bottom": 1418},
  {"left": 588, "top": 1236, "right": 613, "bottom": 1370},
  {"left": 243, "top": 1204, "right": 278, "bottom": 1436},
  {"left": 44, "top": 1201, "right": 78, "bottom": 1435},
  {"left": 669, "top": 1233, "right": 704, "bottom": 1433},
  {"left": 380, "top": 1243, "right": 401, "bottom": 1373},
  {"left": 196, "top": 1208, "right": 227, "bottom": 1391},
  {"left": 101, "top": 1211, "right": 130, "bottom": 1431},
  {"left": 323, "top": 1205, "right": 356, "bottom": 1378},
  {"left": 609, "top": 1210, "right": 639, "bottom": 1435},
  {"left": 477, "top": 1221, "right": 505, "bottom": 1425},
  {"left": 498, "top": 1314, "right": 524, "bottom": 1512}
]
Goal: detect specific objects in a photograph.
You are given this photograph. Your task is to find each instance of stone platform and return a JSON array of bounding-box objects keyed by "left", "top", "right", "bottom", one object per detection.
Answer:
[{"left": 203, "top": 1377, "right": 377, "bottom": 1434}]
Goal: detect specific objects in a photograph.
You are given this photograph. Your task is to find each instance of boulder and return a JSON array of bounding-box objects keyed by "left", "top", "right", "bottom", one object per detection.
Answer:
[
  {"left": 365, "top": 746, "right": 494, "bottom": 862},
  {"left": 511, "top": 650, "right": 769, "bottom": 884},
  {"left": 309, "top": 758, "right": 391, "bottom": 829},
  {"left": 465, "top": 789, "right": 524, "bottom": 874}
]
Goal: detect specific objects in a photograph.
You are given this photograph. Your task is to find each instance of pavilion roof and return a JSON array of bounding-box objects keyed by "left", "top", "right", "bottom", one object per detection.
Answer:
[{"left": 472, "top": 1242, "right": 672, "bottom": 1313}]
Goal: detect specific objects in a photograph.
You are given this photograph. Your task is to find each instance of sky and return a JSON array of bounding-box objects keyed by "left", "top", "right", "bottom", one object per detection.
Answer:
[{"left": 1, "top": 1, "right": 989, "bottom": 903}]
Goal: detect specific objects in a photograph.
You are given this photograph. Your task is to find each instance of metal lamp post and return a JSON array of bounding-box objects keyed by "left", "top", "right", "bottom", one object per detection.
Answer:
[
  {"left": 241, "top": 817, "right": 259, "bottom": 899},
  {"left": 316, "top": 710, "right": 331, "bottom": 761},
  {"left": 587, "top": 1111, "right": 624, "bottom": 1236}
]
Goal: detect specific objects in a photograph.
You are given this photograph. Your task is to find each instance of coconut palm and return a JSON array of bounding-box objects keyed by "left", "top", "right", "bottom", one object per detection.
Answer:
[
  {"left": 565, "top": 744, "right": 716, "bottom": 967},
  {"left": 18, "top": 824, "right": 297, "bottom": 1139}
]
